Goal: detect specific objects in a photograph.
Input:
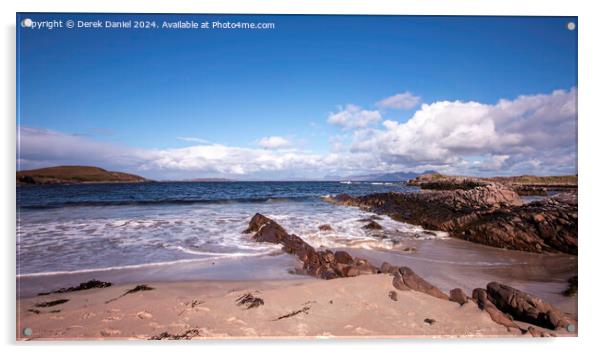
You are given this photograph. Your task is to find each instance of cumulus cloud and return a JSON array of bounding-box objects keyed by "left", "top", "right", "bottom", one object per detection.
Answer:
[
  {"left": 352, "top": 87, "right": 577, "bottom": 175},
  {"left": 376, "top": 91, "right": 421, "bottom": 110},
  {"left": 257, "top": 136, "right": 292, "bottom": 149},
  {"left": 17, "top": 88, "right": 577, "bottom": 179},
  {"left": 327, "top": 104, "right": 381, "bottom": 129}
]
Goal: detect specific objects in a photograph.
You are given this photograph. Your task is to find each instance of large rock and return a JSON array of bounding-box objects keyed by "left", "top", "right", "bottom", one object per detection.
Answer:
[
  {"left": 334, "top": 251, "right": 354, "bottom": 265},
  {"left": 449, "top": 288, "right": 468, "bottom": 305},
  {"left": 244, "top": 213, "right": 273, "bottom": 234},
  {"left": 472, "top": 288, "right": 520, "bottom": 330},
  {"left": 252, "top": 219, "right": 290, "bottom": 244},
  {"left": 392, "top": 267, "right": 449, "bottom": 300},
  {"left": 380, "top": 262, "right": 399, "bottom": 275},
  {"left": 486, "top": 282, "right": 575, "bottom": 330}
]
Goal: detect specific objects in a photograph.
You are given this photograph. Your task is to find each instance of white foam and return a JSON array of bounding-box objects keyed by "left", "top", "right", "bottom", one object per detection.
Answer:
[{"left": 17, "top": 200, "right": 446, "bottom": 275}]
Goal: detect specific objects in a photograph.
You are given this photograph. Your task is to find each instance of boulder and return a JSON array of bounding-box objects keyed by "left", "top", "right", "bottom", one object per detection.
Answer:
[
  {"left": 380, "top": 262, "right": 399, "bottom": 275},
  {"left": 244, "top": 213, "right": 272, "bottom": 233},
  {"left": 334, "top": 251, "right": 354, "bottom": 265},
  {"left": 252, "top": 220, "right": 290, "bottom": 244},
  {"left": 449, "top": 288, "right": 468, "bottom": 305},
  {"left": 392, "top": 274, "right": 410, "bottom": 291},
  {"left": 341, "top": 265, "right": 361, "bottom": 277},
  {"left": 486, "top": 282, "right": 575, "bottom": 330},
  {"left": 472, "top": 288, "right": 520, "bottom": 330},
  {"left": 391, "top": 267, "right": 448, "bottom": 300},
  {"left": 398, "top": 267, "right": 449, "bottom": 300}
]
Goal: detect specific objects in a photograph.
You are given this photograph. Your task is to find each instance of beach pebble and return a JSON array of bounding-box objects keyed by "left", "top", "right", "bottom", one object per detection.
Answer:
[
  {"left": 137, "top": 311, "right": 153, "bottom": 320},
  {"left": 388, "top": 290, "right": 399, "bottom": 301},
  {"left": 424, "top": 318, "right": 436, "bottom": 325},
  {"left": 100, "top": 329, "right": 121, "bottom": 337}
]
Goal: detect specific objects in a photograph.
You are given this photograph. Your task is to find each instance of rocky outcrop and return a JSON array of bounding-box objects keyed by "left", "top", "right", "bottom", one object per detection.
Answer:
[
  {"left": 512, "top": 185, "right": 548, "bottom": 196},
  {"left": 245, "top": 213, "right": 379, "bottom": 280},
  {"left": 457, "top": 193, "right": 577, "bottom": 254},
  {"left": 408, "top": 173, "right": 488, "bottom": 190},
  {"left": 408, "top": 173, "right": 577, "bottom": 196},
  {"left": 326, "top": 187, "right": 577, "bottom": 254},
  {"left": 471, "top": 282, "right": 577, "bottom": 334},
  {"left": 244, "top": 214, "right": 576, "bottom": 334},
  {"left": 472, "top": 288, "right": 521, "bottom": 330},
  {"left": 245, "top": 214, "right": 448, "bottom": 301},
  {"left": 486, "top": 282, "right": 575, "bottom": 330}
]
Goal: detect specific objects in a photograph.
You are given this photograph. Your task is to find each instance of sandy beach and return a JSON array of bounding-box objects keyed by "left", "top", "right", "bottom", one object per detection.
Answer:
[{"left": 19, "top": 273, "right": 553, "bottom": 340}]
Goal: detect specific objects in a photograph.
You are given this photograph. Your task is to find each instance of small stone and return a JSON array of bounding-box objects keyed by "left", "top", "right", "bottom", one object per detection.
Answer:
[
  {"left": 388, "top": 291, "right": 398, "bottom": 301},
  {"left": 318, "top": 224, "right": 333, "bottom": 231},
  {"left": 362, "top": 221, "right": 383, "bottom": 230}
]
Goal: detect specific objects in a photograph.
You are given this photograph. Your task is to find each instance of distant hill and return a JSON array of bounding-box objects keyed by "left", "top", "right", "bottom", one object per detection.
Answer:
[
  {"left": 17, "top": 166, "right": 148, "bottom": 185},
  {"left": 184, "top": 178, "right": 235, "bottom": 182},
  {"left": 344, "top": 170, "right": 438, "bottom": 182}
]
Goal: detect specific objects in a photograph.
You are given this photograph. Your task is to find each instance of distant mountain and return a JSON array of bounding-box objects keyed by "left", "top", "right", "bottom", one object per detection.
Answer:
[
  {"left": 184, "top": 178, "right": 235, "bottom": 182},
  {"left": 17, "top": 166, "right": 148, "bottom": 185},
  {"left": 344, "top": 170, "right": 438, "bottom": 182}
]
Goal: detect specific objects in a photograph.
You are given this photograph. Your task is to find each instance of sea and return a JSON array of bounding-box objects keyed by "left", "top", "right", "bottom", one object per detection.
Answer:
[
  {"left": 16, "top": 181, "right": 577, "bottom": 315},
  {"left": 17, "top": 181, "right": 430, "bottom": 276}
]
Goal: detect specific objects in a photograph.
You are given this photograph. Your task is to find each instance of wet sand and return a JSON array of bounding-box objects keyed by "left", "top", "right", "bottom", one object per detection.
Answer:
[
  {"left": 18, "top": 235, "right": 577, "bottom": 317},
  {"left": 346, "top": 237, "right": 577, "bottom": 316}
]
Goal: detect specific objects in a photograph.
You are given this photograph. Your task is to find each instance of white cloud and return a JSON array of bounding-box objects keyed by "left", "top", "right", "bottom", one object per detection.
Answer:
[
  {"left": 376, "top": 91, "right": 421, "bottom": 110},
  {"left": 17, "top": 126, "right": 384, "bottom": 179},
  {"left": 352, "top": 87, "right": 577, "bottom": 175},
  {"left": 327, "top": 104, "right": 381, "bottom": 129},
  {"left": 257, "top": 136, "right": 292, "bottom": 149}
]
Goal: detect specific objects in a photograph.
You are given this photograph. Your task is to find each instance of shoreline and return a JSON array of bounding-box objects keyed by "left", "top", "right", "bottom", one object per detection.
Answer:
[{"left": 17, "top": 238, "right": 577, "bottom": 316}]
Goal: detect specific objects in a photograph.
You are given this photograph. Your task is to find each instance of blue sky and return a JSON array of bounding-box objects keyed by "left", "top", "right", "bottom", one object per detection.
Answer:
[{"left": 17, "top": 14, "right": 577, "bottom": 179}]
